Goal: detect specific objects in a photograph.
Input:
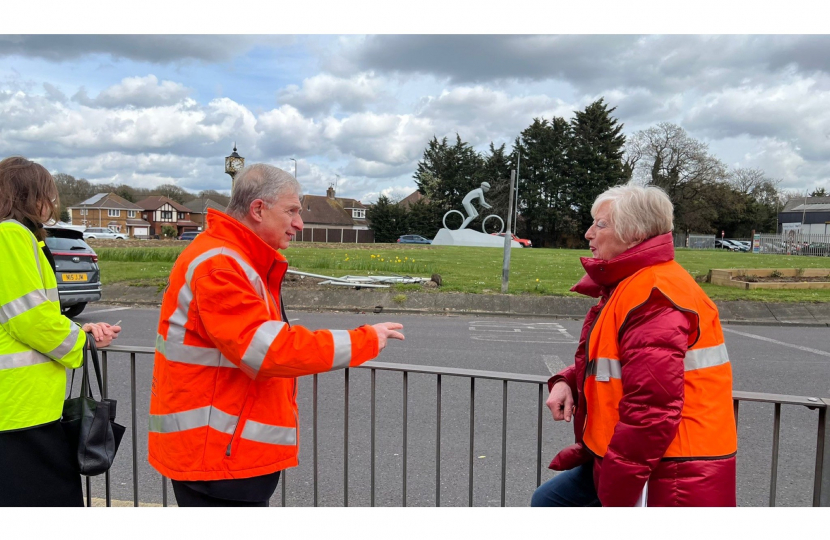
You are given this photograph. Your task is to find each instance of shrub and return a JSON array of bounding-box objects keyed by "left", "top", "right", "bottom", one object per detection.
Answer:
[
  {"left": 162, "top": 225, "right": 177, "bottom": 238},
  {"left": 770, "top": 270, "right": 783, "bottom": 278}
]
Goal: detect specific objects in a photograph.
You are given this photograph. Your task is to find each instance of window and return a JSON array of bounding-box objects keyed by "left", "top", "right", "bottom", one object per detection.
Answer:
[
  {"left": 108, "top": 209, "right": 120, "bottom": 217},
  {"left": 161, "top": 211, "right": 173, "bottom": 220},
  {"left": 178, "top": 212, "right": 185, "bottom": 220},
  {"left": 128, "top": 210, "right": 136, "bottom": 218},
  {"left": 352, "top": 209, "right": 365, "bottom": 219},
  {"left": 79, "top": 208, "right": 87, "bottom": 216}
]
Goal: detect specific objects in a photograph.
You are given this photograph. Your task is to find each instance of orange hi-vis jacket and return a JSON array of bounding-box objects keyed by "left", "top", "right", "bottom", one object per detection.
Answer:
[
  {"left": 582, "top": 260, "right": 737, "bottom": 460},
  {"left": 148, "top": 209, "right": 379, "bottom": 481}
]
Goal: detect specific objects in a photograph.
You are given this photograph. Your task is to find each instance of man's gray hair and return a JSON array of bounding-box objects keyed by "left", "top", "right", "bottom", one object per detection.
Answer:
[
  {"left": 226, "top": 164, "right": 301, "bottom": 219},
  {"left": 592, "top": 184, "right": 674, "bottom": 244}
]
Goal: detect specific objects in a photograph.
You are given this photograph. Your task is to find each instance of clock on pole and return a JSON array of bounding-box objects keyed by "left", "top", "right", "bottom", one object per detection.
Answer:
[{"left": 225, "top": 143, "right": 245, "bottom": 191}]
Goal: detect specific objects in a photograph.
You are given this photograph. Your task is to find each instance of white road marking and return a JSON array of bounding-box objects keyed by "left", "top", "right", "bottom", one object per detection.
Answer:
[
  {"left": 289, "top": 318, "right": 300, "bottom": 322},
  {"left": 83, "top": 306, "right": 132, "bottom": 315},
  {"left": 543, "top": 355, "right": 566, "bottom": 375},
  {"left": 468, "top": 321, "right": 577, "bottom": 343},
  {"left": 723, "top": 328, "right": 830, "bottom": 359}
]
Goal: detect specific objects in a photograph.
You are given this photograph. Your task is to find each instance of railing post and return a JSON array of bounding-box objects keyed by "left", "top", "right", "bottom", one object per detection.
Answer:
[{"left": 816, "top": 400, "right": 829, "bottom": 506}]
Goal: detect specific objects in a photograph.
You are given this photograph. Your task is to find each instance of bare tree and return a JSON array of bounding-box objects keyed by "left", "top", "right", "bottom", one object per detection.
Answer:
[{"left": 624, "top": 123, "right": 729, "bottom": 233}]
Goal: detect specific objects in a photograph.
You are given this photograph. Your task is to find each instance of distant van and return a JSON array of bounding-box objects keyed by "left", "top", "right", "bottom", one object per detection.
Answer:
[{"left": 178, "top": 231, "right": 200, "bottom": 241}]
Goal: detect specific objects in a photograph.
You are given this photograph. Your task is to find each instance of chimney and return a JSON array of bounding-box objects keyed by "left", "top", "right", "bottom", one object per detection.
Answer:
[{"left": 326, "top": 186, "right": 335, "bottom": 199}]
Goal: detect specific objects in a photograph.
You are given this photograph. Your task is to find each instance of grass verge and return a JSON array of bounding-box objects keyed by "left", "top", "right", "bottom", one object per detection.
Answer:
[{"left": 96, "top": 244, "right": 830, "bottom": 302}]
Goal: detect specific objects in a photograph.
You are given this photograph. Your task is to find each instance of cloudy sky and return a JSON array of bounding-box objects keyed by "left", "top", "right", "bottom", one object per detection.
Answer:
[{"left": 2, "top": 33, "right": 829, "bottom": 202}]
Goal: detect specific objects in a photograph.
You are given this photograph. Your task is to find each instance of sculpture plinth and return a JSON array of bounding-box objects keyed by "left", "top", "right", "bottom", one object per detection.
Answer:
[{"left": 432, "top": 228, "right": 521, "bottom": 248}]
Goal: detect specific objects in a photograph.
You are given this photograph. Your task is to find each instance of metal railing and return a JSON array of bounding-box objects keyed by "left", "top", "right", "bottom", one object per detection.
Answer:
[
  {"left": 757, "top": 232, "right": 830, "bottom": 257},
  {"left": 92, "top": 345, "right": 830, "bottom": 507}
]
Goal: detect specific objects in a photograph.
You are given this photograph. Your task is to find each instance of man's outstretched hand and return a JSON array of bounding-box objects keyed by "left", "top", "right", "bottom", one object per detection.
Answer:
[{"left": 372, "top": 322, "right": 404, "bottom": 351}]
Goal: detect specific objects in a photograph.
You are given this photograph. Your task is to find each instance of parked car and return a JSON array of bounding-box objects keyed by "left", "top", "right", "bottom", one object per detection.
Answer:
[
  {"left": 178, "top": 231, "right": 200, "bottom": 241},
  {"left": 490, "top": 232, "right": 532, "bottom": 248},
  {"left": 397, "top": 235, "right": 432, "bottom": 244},
  {"left": 83, "top": 227, "right": 126, "bottom": 240},
  {"left": 715, "top": 239, "right": 745, "bottom": 252},
  {"left": 798, "top": 242, "right": 830, "bottom": 257},
  {"left": 45, "top": 227, "right": 102, "bottom": 318}
]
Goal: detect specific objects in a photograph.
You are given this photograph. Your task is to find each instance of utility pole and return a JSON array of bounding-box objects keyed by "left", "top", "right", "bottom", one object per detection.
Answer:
[
  {"left": 290, "top": 158, "right": 297, "bottom": 179},
  {"left": 501, "top": 170, "right": 517, "bottom": 293},
  {"left": 513, "top": 150, "right": 520, "bottom": 235}
]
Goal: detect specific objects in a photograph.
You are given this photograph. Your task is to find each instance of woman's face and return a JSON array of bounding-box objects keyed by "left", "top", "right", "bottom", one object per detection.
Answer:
[{"left": 585, "top": 202, "right": 636, "bottom": 260}]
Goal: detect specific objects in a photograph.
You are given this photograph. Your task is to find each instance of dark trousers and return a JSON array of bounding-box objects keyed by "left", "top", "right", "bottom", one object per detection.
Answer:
[
  {"left": 0, "top": 421, "right": 83, "bottom": 507},
  {"left": 171, "top": 471, "right": 281, "bottom": 507},
  {"left": 530, "top": 462, "right": 601, "bottom": 507}
]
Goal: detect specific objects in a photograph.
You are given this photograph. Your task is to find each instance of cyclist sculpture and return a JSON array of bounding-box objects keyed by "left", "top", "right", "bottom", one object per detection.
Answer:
[{"left": 442, "top": 182, "right": 504, "bottom": 233}]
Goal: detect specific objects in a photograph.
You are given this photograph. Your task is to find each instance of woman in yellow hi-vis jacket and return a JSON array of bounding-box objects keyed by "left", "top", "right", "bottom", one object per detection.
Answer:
[{"left": 0, "top": 157, "right": 122, "bottom": 506}]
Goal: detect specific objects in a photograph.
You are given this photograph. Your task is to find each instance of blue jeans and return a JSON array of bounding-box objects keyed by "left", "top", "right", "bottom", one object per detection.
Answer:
[{"left": 530, "top": 462, "right": 601, "bottom": 507}]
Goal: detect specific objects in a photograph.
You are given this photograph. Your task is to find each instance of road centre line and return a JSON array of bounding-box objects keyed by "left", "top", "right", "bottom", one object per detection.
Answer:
[{"left": 722, "top": 328, "right": 830, "bottom": 358}]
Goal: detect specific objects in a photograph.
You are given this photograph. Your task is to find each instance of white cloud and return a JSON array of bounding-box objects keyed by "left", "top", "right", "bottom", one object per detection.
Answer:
[
  {"left": 277, "top": 73, "right": 382, "bottom": 115},
  {"left": 72, "top": 75, "right": 191, "bottom": 108}
]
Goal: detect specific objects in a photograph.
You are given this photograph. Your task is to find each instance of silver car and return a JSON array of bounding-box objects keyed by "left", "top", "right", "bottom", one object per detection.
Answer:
[{"left": 83, "top": 227, "right": 126, "bottom": 240}]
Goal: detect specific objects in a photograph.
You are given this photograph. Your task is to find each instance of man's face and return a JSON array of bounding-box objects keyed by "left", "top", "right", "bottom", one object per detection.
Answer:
[
  {"left": 585, "top": 202, "right": 633, "bottom": 261},
  {"left": 256, "top": 192, "right": 303, "bottom": 250}
]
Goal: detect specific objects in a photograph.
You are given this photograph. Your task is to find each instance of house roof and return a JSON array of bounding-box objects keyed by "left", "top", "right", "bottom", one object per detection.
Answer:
[
  {"left": 782, "top": 196, "right": 830, "bottom": 212},
  {"left": 182, "top": 197, "right": 227, "bottom": 214},
  {"left": 300, "top": 194, "right": 356, "bottom": 226},
  {"left": 126, "top": 219, "right": 151, "bottom": 227},
  {"left": 72, "top": 192, "right": 143, "bottom": 210},
  {"left": 398, "top": 190, "right": 428, "bottom": 208},
  {"left": 135, "top": 195, "right": 192, "bottom": 212}
]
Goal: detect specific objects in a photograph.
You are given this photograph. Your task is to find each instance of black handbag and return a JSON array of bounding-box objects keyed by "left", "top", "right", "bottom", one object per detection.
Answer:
[{"left": 61, "top": 333, "right": 126, "bottom": 476}]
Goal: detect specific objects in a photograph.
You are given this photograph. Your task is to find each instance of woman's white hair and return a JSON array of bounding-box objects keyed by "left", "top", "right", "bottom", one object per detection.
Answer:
[
  {"left": 592, "top": 184, "right": 674, "bottom": 244},
  {"left": 226, "top": 164, "right": 301, "bottom": 219}
]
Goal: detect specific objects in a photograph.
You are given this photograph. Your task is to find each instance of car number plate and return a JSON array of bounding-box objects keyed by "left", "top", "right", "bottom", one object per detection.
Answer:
[{"left": 61, "top": 273, "right": 88, "bottom": 282}]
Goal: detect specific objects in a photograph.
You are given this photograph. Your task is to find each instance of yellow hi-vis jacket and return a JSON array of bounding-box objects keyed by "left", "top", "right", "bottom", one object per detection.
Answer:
[{"left": 0, "top": 219, "right": 85, "bottom": 431}]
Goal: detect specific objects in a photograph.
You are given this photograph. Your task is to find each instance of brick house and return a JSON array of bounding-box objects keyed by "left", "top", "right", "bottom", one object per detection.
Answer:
[
  {"left": 296, "top": 187, "right": 373, "bottom": 243},
  {"left": 68, "top": 193, "right": 150, "bottom": 237},
  {"left": 135, "top": 196, "right": 200, "bottom": 237}
]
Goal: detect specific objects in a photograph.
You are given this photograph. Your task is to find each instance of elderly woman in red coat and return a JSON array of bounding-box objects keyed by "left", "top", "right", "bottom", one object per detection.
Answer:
[{"left": 531, "top": 184, "right": 737, "bottom": 507}]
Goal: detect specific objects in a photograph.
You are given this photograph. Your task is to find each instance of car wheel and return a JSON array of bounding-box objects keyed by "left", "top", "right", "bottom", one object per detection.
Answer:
[{"left": 62, "top": 303, "right": 87, "bottom": 318}]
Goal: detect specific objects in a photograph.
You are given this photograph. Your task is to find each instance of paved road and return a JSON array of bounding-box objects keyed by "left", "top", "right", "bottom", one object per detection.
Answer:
[{"left": 73, "top": 305, "right": 830, "bottom": 506}]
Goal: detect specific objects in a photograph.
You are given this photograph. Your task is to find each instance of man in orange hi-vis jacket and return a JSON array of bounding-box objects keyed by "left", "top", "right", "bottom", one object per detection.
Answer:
[{"left": 148, "top": 164, "right": 404, "bottom": 507}]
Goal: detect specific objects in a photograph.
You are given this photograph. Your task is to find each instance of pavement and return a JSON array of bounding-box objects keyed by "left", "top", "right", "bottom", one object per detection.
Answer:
[{"left": 101, "top": 283, "right": 830, "bottom": 327}]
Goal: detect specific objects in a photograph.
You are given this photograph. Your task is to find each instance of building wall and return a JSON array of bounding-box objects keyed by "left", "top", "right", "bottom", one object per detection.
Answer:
[{"left": 70, "top": 208, "right": 135, "bottom": 231}]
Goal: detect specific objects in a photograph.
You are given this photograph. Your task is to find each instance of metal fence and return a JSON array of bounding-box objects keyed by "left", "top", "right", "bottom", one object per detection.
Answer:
[
  {"left": 293, "top": 228, "right": 375, "bottom": 244},
  {"left": 757, "top": 233, "right": 830, "bottom": 257},
  {"left": 90, "top": 345, "right": 829, "bottom": 507}
]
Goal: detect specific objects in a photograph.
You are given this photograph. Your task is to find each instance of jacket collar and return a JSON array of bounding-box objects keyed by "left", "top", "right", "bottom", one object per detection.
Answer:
[
  {"left": 571, "top": 232, "right": 675, "bottom": 298},
  {"left": 204, "top": 209, "right": 286, "bottom": 275}
]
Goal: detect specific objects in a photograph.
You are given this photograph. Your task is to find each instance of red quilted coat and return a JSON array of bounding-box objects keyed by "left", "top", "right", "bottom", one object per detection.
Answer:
[{"left": 548, "top": 232, "right": 736, "bottom": 506}]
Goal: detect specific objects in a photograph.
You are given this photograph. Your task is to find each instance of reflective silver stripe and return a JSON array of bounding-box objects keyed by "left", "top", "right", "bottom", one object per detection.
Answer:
[
  {"left": 0, "top": 349, "right": 52, "bottom": 370},
  {"left": 0, "top": 289, "right": 52, "bottom": 324},
  {"left": 241, "top": 420, "right": 297, "bottom": 446},
  {"left": 160, "top": 246, "right": 268, "bottom": 370},
  {"left": 45, "top": 287, "right": 59, "bottom": 302},
  {"left": 594, "top": 357, "right": 621, "bottom": 382},
  {"left": 240, "top": 320, "right": 286, "bottom": 378},
  {"left": 329, "top": 330, "right": 352, "bottom": 371},
  {"left": 149, "top": 405, "right": 238, "bottom": 434},
  {"left": 47, "top": 322, "right": 80, "bottom": 360},
  {"left": 155, "top": 333, "right": 237, "bottom": 369},
  {"left": 685, "top": 343, "right": 730, "bottom": 371}
]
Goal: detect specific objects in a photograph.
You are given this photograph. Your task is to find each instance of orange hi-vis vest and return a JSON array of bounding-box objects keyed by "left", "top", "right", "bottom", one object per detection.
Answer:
[
  {"left": 148, "top": 210, "right": 378, "bottom": 481},
  {"left": 582, "top": 260, "right": 737, "bottom": 460}
]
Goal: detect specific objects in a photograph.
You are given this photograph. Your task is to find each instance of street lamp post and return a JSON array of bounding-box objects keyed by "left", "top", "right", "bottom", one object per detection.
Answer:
[{"left": 290, "top": 158, "right": 297, "bottom": 179}]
